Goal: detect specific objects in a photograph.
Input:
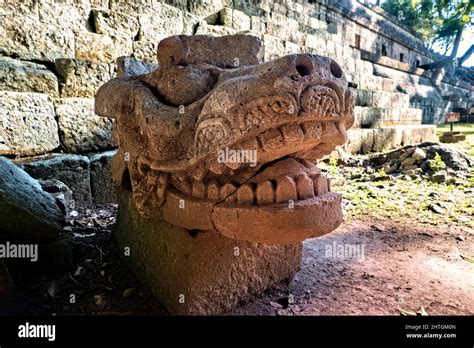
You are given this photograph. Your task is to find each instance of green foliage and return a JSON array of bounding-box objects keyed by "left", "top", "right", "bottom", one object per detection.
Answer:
[
  {"left": 429, "top": 152, "right": 446, "bottom": 171},
  {"left": 382, "top": 0, "right": 473, "bottom": 52},
  {"left": 329, "top": 158, "right": 338, "bottom": 166}
]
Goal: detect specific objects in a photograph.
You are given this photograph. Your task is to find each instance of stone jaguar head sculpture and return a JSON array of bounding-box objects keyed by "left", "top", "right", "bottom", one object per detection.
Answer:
[{"left": 95, "top": 34, "right": 354, "bottom": 244}]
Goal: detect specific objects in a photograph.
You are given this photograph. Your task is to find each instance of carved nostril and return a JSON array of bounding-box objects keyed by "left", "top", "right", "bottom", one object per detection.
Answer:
[
  {"left": 330, "top": 61, "right": 342, "bottom": 78},
  {"left": 295, "top": 56, "right": 313, "bottom": 77}
]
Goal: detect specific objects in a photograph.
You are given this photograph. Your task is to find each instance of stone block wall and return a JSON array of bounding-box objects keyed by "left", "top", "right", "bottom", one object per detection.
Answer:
[{"left": 0, "top": 0, "right": 472, "bottom": 203}]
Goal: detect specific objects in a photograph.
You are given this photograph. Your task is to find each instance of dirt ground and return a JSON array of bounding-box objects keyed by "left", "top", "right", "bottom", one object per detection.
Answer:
[
  {"left": 233, "top": 218, "right": 473, "bottom": 315},
  {"left": 2, "top": 204, "right": 472, "bottom": 316}
]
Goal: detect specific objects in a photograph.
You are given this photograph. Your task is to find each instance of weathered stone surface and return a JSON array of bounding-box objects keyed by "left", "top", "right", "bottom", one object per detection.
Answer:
[
  {"left": 16, "top": 154, "right": 92, "bottom": 206},
  {"left": 220, "top": 8, "right": 251, "bottom": 31},
  {"left": 194, "top": 22, "right": 237, "bottom": 37},
  {"left": 0, "top": 92, "right": 60, "bottom": 156},
  {"left": 345, "top": 128, "right": 374, "bottom": 154},
  {"left": 132, "top": 40, "right": 158, "bottom": 63},
  {"left": 55, "top": 98, "right": 116, "bottom": 153},
  {"left": 89, "top": 150, "right": 117, "bottom": 204},
  {"left": 0, "top": 57, "right": 59, "bottom": 97},
  {"left": 116, "top": 190, "right": 302, "bottom": 315},
  {"left": 109, "top": 0, "right": 163, "bottom": 13},
  {"left": 0, "top": 156, "right": 64, "bottom": 241},
  {"left": 345, "top": 125, "right": 436, "bottom": 154},
  {"left": 187, "top": 0, "right": 233, "bottom": 19},
  {"left": 132, "top": 4, "right": 184, "bottom": 62},
  {"left": 138, "top": 3, "right": 184, "bottom": 44},
  {"left": 0, "top": 13, "right": 75, "bottom": 62},
  {"left": 372, "top": 127, "right": 403, "bottom": 152},
  {"left": 263, "top": 34, "right": 285, "bottom": 61},
  {"left": 55, "top": 59, "right": 115, "bottom": 98},
  {"left": 39, "top": 179, "right": 75, "bottom": 215},
  {"left": 75, "top": 32, "right": 116, "bottom": 63},
  {"left": 117, "top": 56, "right": 157, "bottom": 77},
  {"left": 156, "top": 34, "right": 263, "bottom": 68},
  {"left": 354, "top": 106, "right": 422, "bottom": 128},
  {"left": 92, "top": 9, "right": 140, "bottom": 57},
  {"left": 412, "top": 147, "right": 426, "bottom": 161}
]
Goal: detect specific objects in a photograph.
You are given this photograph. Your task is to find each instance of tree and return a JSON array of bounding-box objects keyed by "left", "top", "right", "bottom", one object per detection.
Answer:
[{"left": 382, "top": 0, "right": 473, "bottom": 70}]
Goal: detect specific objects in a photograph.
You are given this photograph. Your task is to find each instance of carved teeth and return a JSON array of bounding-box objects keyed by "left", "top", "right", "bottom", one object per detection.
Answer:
[
  {"left": 258, "top": 128, "right": 284, "bottom": 151},
  {"left": 157, "top": 183, "right": 166, "bottom": 201},
  {"left": 281, "top": 124, "right": 304, "bottom": 146},
  {"left": 209, "top": 162, "right": 226, "bottom": 175},
  {"left": 295, "top": 173, "right": 314, "bottom": 200},
  {"left": 237, "top": 184, "right": 254, "bottom": 204},
  {"left": 256, "top": 181, "right": 274, "bottom": 204},
  {"left": 190, "top": 162, "right": 207, "bottom": 181},
  {"left": 181, "top": 171, "right": 329, "bottom": 204},
  {"left": 275, "top": 176, "right": 297, "bottom": 203},
  {"left": 207, "top": 180, "right": 220, "bottom": 200},
  {"left": 225, "top": 161, "right": 241, "bottom": 170},
  {"left": 221, "top": 183, "right": 237, "bottom": 201},
  {"left": 147, "top": 170, "right": 159, "bottom": 186},
  {"left": 175, "top": 171, "right": 187, "bottom": 181},
  {"left": 158, "top": 173, "right": 168, "bottom": 185},
  {"left": 156, "top": 173, "right": 168, "bottom": 202},
  {"left": 313, "top": 174, "right": 328, "bottom": 196},
  {"left": 192, "top": 180, "right": 206, "bottom": 198},
  {"left": 302, "top": 122, "right": 322, "bottom": 139}
]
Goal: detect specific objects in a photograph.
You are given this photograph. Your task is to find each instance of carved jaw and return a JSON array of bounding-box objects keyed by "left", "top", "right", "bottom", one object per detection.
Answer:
[{"left": 136, "top": 88, "right": 352, "bottom": 244}]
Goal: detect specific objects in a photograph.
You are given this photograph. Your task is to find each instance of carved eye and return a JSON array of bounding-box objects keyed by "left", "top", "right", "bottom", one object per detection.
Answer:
[
  {"left": 195, "top": 118, "right": 231, "bottom": 157},
  {"left": 295, "top": 56, "right": 313, "bottom": 77},
  {"left": 330, "top": 61, "right": 342, "bottom": 78}
]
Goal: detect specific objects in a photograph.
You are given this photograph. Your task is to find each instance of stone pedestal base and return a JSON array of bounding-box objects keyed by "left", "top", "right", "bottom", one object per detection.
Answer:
[
  {"left": 115, "top": 190, "right": 302, "bottom": 315},
  {"left": 440, "top": 131, "right": 466, "bottom": 143}
]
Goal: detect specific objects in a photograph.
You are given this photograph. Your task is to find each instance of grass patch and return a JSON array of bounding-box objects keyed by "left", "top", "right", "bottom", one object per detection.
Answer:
[{"left": 436, "top": 123, "right": 474, "bottom": 157}]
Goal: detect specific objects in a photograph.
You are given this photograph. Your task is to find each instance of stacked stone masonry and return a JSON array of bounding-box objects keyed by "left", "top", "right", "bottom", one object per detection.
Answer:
[{"left": 1, "top": 0, "right": 472, "bottom": 204}]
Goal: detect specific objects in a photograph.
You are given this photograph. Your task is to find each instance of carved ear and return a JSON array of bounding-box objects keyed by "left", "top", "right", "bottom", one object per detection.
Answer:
[
  {"left": 95, "top": 77, "right": 141, "bottom": 119},
  {"left": 195, "top": 118, "right": 232, "bottom": 157}
]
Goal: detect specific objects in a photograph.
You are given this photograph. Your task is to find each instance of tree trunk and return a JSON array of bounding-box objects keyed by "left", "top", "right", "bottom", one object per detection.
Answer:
[
  {"left": 419, "top": 26, "right": 464, "bottom": 70},
  {"left": 458, "top": 44, "right": 474, "bottom": 66}
]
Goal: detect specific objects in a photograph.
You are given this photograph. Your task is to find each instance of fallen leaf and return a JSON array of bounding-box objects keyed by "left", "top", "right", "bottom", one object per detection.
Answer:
[
  {"left": 270, "top": 301, "right": 283, "bottom": 309},
  {"left": 398, "top": 308, "right": 417, "bottom": 316},
  {"left": 417, "top": 307, "right": 429, "bottom": 316},
  {"left": 123, "top": 288, "right": 136, "bottom": 298},
  {"left": 460, "top": 254, "right": 474, "bottom": 263}
]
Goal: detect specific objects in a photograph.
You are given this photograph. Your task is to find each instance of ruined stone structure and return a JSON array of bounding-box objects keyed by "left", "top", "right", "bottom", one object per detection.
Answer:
[
  {"left": 95, "top": 34, "right": 353, "bottom": 313},
  {"left": 1, "top": 0, "right": 472, "bottom": 208}
]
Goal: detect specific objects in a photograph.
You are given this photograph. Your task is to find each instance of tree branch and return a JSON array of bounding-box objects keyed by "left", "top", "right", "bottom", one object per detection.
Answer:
[{"left": 419, "top": 26, "right": 465, "bottom": 70}]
